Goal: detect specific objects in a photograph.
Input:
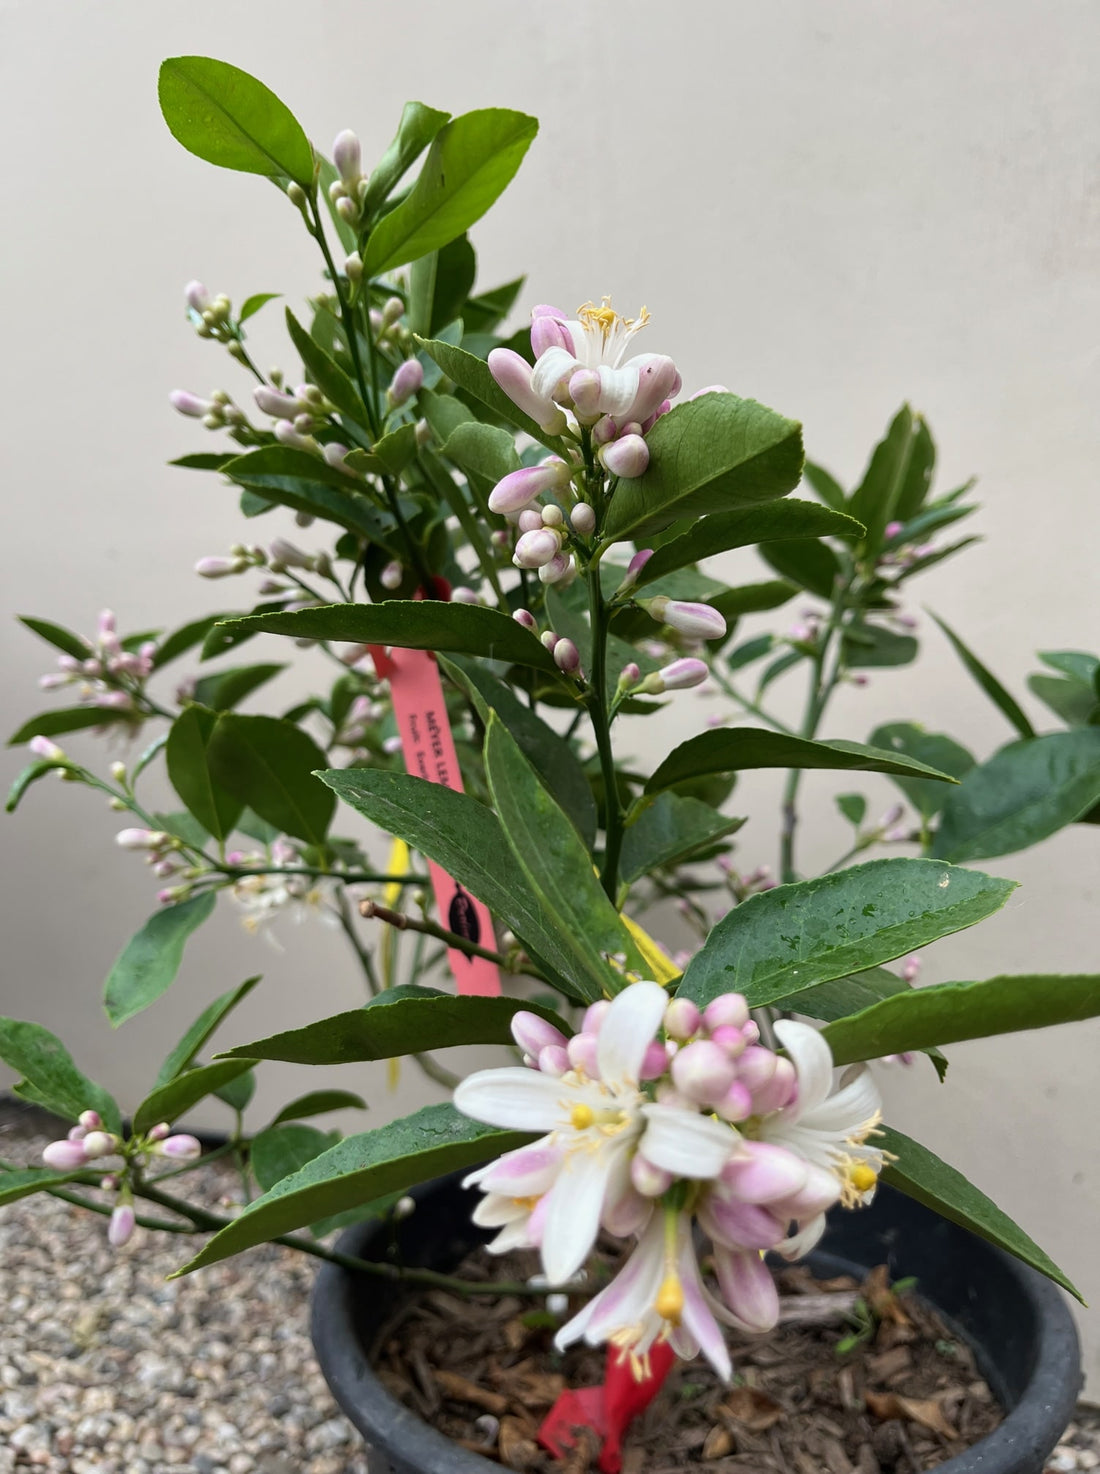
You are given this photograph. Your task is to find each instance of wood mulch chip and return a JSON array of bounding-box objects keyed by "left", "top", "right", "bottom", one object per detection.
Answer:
[{"left": 371, "top": 1248, "right": 1002, "bottom": 1472}]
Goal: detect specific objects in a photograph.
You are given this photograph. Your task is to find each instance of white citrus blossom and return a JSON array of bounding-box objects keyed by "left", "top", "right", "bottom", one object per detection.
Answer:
[
  {"left": 454, "top": 980, "right": 739, "bottom": 1283},
  {"left": 529, "top": 299, "right": 680, "bottom": 424}
]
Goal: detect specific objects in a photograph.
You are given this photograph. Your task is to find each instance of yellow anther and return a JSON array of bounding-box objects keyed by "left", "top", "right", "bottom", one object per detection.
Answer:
[
  {"left": 848, "top": 1162, "right": 878, "bottom": 1194},
  {"left": 655, "top": 1274, "right": 684, "bottom": 1326},
  {"left": 512, "top": 1195, "right": 539, "bottom": 1211},
  {"left": 570, "top": 1103, "right": 595, "bottom": 1130}
]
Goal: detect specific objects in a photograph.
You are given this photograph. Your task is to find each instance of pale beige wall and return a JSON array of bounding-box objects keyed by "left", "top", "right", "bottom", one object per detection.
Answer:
[{"left": 2, "top": 0, "right": 1098, "bottom": 1381}]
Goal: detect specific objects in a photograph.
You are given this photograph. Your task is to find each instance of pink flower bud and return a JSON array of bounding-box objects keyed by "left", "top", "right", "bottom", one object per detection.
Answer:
[
  {"left": 254, "top": 385, "right": 301, "bottom": 418},
  {"left": 29, "top": 735, "right": 66, "bottom": 762},
  {"left": 643, "top": 596, "right": 727, "bottom": 641},
  {"left": 513, "top": 527, "right": 562, "bottom": 569},
  {"left": 741, "top": 1020, "right": 761, "bottom": 1046},
  {"left": 510, "top": 1011, "right": 568, "bottom": 1058},
  {"left": 268, "top": 537, "right": 312, "bottom": 568},
  {"left": 625, "top": 355, "right": 680, "bottom": 425},
  {"left": 671, "top": 1039, "right": 736, "bottom": 1103},
  {"left": 751, "top": 1057, "right": 797, "bottom": 1114},
  {"left": 43, "top": 1139, "right": 89, "bottom": 1170},
  {"left": 540, "top": 630, "right": 560, "bottom": 652},
  {"left": 68, "top": 1125, "right": 88, "bottom": 1141},
  {"left": 713, "top": 1080, "right": 754, "bottom": 1121},
  {"left": 568, "top": 368, "right": 603, "bottom": 420},
  {"left": 704, "top": 994, "right": 750, "bottom": 1032},
  {"left": 570, "top": 502, "right": 596, "bottom": 535},
  {"left": 79, "top": 1110, "right": 102, "bottom": 1131},
  {"left": 639, "top": 1041, "right": 669, "bottom": 1080},
  {"left": 195, "top": 555, "right": 246, "bottom": 578},
  {"left": 720, "top": 1141, "right": 807, "bottom": 1204},
  {"left": 512, "top": 609, "right": 537, "bottom": 630},
  {"left": 663, "top": 997, "right": 700, "bottom": 1040},
  {"left": 710, "top": 1025, "right": 748, "bottom": 1058},
  {"left": 81, "top": 1131, "right": 116, "bottom": 1159},
  {"left": 553, "top": 638, "right": 580, "bottom": 674},
  {"left": 599, "top": 433, "right": 650, "bottom": 479},
  {"left": 382, "top": 296, "right": 404, "bottom": 327},
  {"left": 537, "top": 1044, "right": 570, "bottom": 1077},
  {"left": 95, "top": 691, "right": 133, "bottom": 711},
  {"left": 616, "top": 549, "right": 654, "bottom": 595},
  {"left": 583, "top": 1001, "right": 610, "bottom": 1033},
  {"left": 116, "top": 828, "right": 168, "bottom": 851},
  {"left": 274, "top": 420, "right": 317, "bottom": 452},
  {"left": 517, "top": 508, "right": 544, "bottom": 532},
  {"left": 333, "top": 129, "right": 362, "bottom": 183},
  {"left": 335, "top": 195, "right": 358, "bottom": 224},
  {"left": 155, "top": 1134, "right": 202, "bottom": 1161},
  {"left": 322, "top": 442, "right": 353, "bottom": 473},
  {"left": 487, "top": 348, "right": 568, "bottom": 435},
  {"left": 884, "top": 521, "right": 904, "bottom": 540},
  {"left": 647, "top": 658, "right": 709, "bottom": 693},
  {"left": 170, "top": 389, "right": 214, "bottom": 418},
  {"left": 539, "top": 553, "right": 573, "bottom": 586},
  {"left": 530, "top": 306, "right": 573, "bottom": 358},
  {"left": 184, "top": 281, "right": 211, "bottom": 312},
  {"left": 388, "top": 359, "right": 424, "bottom": 407},
  {"left": 451, "top": 586, "right": 479, "bottom": 606},
  {"left": 631, "top": 1154, "right": 673, "bottom": 1197},
  {"left": 618, "top": 662, "right": 641, "bottom": 689},
  {"left": 380, "top": 560, "right": 403, "bottom": 590},
  {"left": 902, "top": 954, "right": 922, "bottom": 983},
  {"left": 566, "top": 1031, "right": 600, "bottom": 1079},
  {"left": 147, "top": 1122, "right": 171, "bottom": 1141},
  {"left": 108, "top": 1203, "right": 135, "bottom": 1248},
  {"left": 736, "top": 1045, "right": 778, "bottom": 1095},
  {"left": 489, "top": 462, "right": 570, "bottom": 516}
]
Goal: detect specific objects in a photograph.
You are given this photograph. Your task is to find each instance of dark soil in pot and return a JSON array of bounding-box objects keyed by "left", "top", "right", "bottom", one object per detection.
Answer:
[{"left": 311, "top": 1174, "right": 1081, "bottom": 1474}]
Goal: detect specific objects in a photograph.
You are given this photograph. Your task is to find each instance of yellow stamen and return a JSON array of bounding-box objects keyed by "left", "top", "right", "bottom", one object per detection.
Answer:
[
  {"left": 570, "top": 1103, "right": 595, "bottom": 1130},
  {"left": 848, "top": 1163, "right": 878, "bottom": 1194},
  {"left": 512, "top": 1194, "right": 539, "bottom": 1211},
  {"left": 655, "top": 1274, "right": 684, "bottom": 1326},
  {"left": 576, "top": 296, "right": 651, "bottom": 346}
]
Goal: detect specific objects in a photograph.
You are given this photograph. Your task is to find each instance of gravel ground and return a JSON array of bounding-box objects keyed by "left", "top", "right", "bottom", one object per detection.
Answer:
[{"left": 1, "top": 1105, "right": 1098, "bottom": 1474}]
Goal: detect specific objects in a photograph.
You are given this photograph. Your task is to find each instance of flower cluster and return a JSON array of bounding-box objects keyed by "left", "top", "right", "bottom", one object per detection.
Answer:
[
  {"left": 454, "top": 980, "right": 884, "bottom": 1380},
  {"left": 37, "top": 610, "right": 153, "bottom": 719}
]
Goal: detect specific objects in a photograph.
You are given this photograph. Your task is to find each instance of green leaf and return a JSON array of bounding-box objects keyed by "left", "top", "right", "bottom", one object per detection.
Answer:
[
  {"left": 842, "top": 622, "right": 918, "bottom": 669},
  {"left": 240, "top": 292, "right": 280, "bottom": 323},
  {"left": 825, "top": 972, "right": 1100, "bottom": 1068},
  {"left": 153, "top": 614, "right": 232, "bottom": 668},
  {"left": 676, "top": 858, "right": 1015, "bottom": 1010},
  {"left": 929, "top": 612, "right": 1035, "bottom": 739},
  {"left": 462, "top": 275, "right": 526, "bottom": 334},
  {"left": 17, "top": 616, "right": 89, "bottom": 660},
  {"left": 869, "top": 723, "right": 976, "bottom": 822},
  {"left": 251, "top": 1124, "right": 337, "bottom": 1193},
  {"left": 440, "top": 420, "right": 520, "bottom": 489},
  {"left": 890, "top": 416, "right": 937, "bottom": 524},
  {"left": 1027, "top": 673, "right": 1100, "bottom": 728},
  {"left": 932, "top": 729, "right": 1100, "bottom": 863},
  {"left": 158, "top": 56, "right": 314, "bottom": 185},
  {"left": 207, "top": 714, "right": 335, "bottom": 845},
  {"left": 211, "top": 601, "right": 557, "bottom": 674},
  {"left": 0, "top": 1166, "right": 89, "bottom": 1207},
  {"left": 602, "top": 394, "right": 804, "bottom": 543},
  {"left": 224, "top": 985, "right": 568, "bottom": 1064},
  {"left": 441, "top": 654, "right": 596, "bottom": 848},
  {"left": 879, "top": 1126, "right": 1081, "bottom": 1300},
  {"left": 171, "top": 452, "right": 238, "bottom": 472},
  {"left": 364, "top": 109, "right": 538, "bottom": 275},
  {"left": 759, "top": 538, "right": 841, "bottom": 599},
  {"left": 8, "top": 707, "right": 133, "bottom": 745},
  {"left": 218, "top": 448, "right": 397, "bottom": 547},
  {"left": 215, "top": 1067, "right": 256, "bottom": 1113},
  {"left": 647, "top": 728, "right": 960, "bottom": 795},
  {"left": 318, "top": 767, "right": 606, "bottom": 1003},
  {"left": 1038, "top": 649, "right": 1099, "bottom": 684},
  {"left": 0, "top": 1018, "right": 120, "bottom": 1131},
  {"left": 629, "top": 501, "right": 861, "bottom": 590},
  {"left": 620, "top": 794, "right": 743, "bottom": 884},
  {"left": 706, "top": 580, "right": 799, "bottom": 632},
  {"left": 103, "top": 892, "right": 218, "bottom": 1027},
  {"left": 361, "top": 101, "right": 451, "bottom": 216},
  {"left": 133, "top": 1057, "right": 256, "bottom": 1136},
  {"left": 154, "top": 976, "right": 262, "bottom": 1087},
  {"left": 408, "top": 234, "right": 477, "bottom": 337},
  {"left": 309, "top": 1191, "right": 405, "bottom": 1241},
  {"left": 372, "top": 423, "right": 419, "bottom": 476},
  {"left": 166, "top": 706, "right": 244, "bottom": 842},
  {"left": 726, "top": 634, "right": 775, "bottom": 673},
  {"left": 848, "top": 404, "right": 918, "bottom": 550},
  {"left": 172, "top": 1103, "right": 529, "bottom": 1275},
  {"left": 416, "top": 336, "right": 567, "bottom": 451},
  {"left": 270, "top": 1090, "right": 367, "bottom": 1126},
  {"left": 835, "top": 793, "right": 867, "bottom": 828},
  {"left": 6, "top": 759, "right": 69, "bottom": 813},
  {"left": 780, "top": 965, "right": 911, "bottom": 1022},
  {"left": 802, "top": 462, "right": 847, "bottom": 511},
  {"left": 285, "top": 309, "right": 364, "bottom": 423},
  {"left": 191, "top": 662, "right": 286, "bottom": 711}
]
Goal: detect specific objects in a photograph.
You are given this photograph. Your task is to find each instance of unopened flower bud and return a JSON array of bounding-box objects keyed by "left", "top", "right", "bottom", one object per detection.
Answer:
[
  {"left": 627, "top": 355, "right": 681, "bottom": 425},
  {"left": 487, "top": 348, "right": 568, "bottom": 435},
  {"left": 388, "top": 359, "right": 424, "bottom": 407},
  {"left": 599, "top": 433, "right": 650, "bottom": 479},
  {"left": 185, "top": 280, "right": 211, "bottom": 313},
  {"left": 616, "top": 549, "right": 654, "bottom": 595},
  {"left": 642, "top": 596, "right": 727, "bottom": 641},
  {"left": 43, "top": 1139, "right": 90, "bottom": 1170},
  {"left": 663, "top": 997, "right": 700, "bottom": 1041},
  {"left": 639, "top": 1041, "right": 669, "bottom": 1080},
  {"left": 513, "top": 527, "right": 562, "bottom": 570},
  {"left": 631, "top": 1155, "right": 673, "bottom": 1197},
  {"left": 512, "top": 608, "right": 537, "bottom": 630},
  {"left": 268, "top": 537, "right": 312, "bottom": 569},
  {"left": 154, "top": 1133, "right": 202, "bottom": 1161},
  {"left": 566, "top": 1031, "right": 600, "bottom": 1078},
  {"left": 884, "top": 520, "right": 904, "bottom": 540},
  {"left": 641, "top": 657, "right": 709, "bottom": 694},
  {"left": 902, "top": 954, "right": 921, "bottom": 983},
  {"left": 490, "top": 460, "right": 570, "bottom": 516},
  {"left": 570, "top": 502, "right": 596, "bottom": 536},
  {"left": 511, "top": 1011, "right": 568, "bottom": 1058},
  {"left": 568, "top": 368, "right": 602, "bottom": 420},
  {"left": 332, "top": 128, "right": 362, "bottom": 184},
  {"left": 541, "top": 503, "right": 564, "bottom": 528},
  {"left": 29, "top": 735, "right": 66, "bottom": 762},
  {"left": 195, "top": 555, "right": 246, "bottom": 579},
  {"left": 382, "top": 296, "right": 405, "bottom": 328},
  {"left": 530, "top": 305, "right": 573, "bottom": 358},
  {"left": 171, "top": 389, "right": 218, "bottom": 419},
  {"left": 116, "top": 828, "right": 168, "bottom": 851},
  {"left": 286, "top": 182, "right": 307, "bottom": 209},
  {"left": 617, "top": 662, "right": 641, "bottom": 692},
  {"left": 714, "top": 1079, "right": 754, "bottom": 1121},
  {"left": 274, "top": 419, "right": 318, "bottom": 453},
  {"left": 671, "top": 1039, "right": 736, "bottom": 1103},
  {"left": 380, "top": 560, "right": 403, "bottom": 591},
  {"left": 254, "top": 385, "right": 301, "bottom": 418},
  {"left": 750, "top": 1057, "right": 797, "bottom": 1114},
  {"left": 108, "top": 1203, "right": 136, "bottom": 1248},
  {"left": 79, "top": 1110, "right": 102, "bottom": 1131},
  {"left": 704, "top": 994, "right": 750, "bottom": 1032},
  {"left": 537, "top": 1044, "right": 570, "bottom": 1076},
  {"left": 540, "top": 630, "right": 560, "bottom": 652},
  {"left": 553, "top": 638, "right": 581, "bottom": 674},
  {"left": 736, "top": 1045, "right": 778, "bottom": 1095},
  {"left": 518, "top": 508, "right": 544, "bottom": 533},
  {"left": 80, "top": 1131, "right": 116, "bottom": 1160}
]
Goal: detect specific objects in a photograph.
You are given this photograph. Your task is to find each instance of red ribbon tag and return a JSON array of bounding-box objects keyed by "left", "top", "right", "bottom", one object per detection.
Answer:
[
  {"left": 538, "top": 1342, "right": 676, "bottom": 1473},
  {"left": 369, "top": 643, "right": 501, "bottom": 996}
]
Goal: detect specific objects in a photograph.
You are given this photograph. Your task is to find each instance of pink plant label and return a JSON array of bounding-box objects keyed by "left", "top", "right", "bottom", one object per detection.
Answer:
[{"left": 370, "top": 643, "right": 501, "bottom": 996}]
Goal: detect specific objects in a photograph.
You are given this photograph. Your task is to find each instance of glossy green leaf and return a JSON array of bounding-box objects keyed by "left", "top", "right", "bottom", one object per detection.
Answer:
[
  {"left": 103, "top": 892, "right": 218, "bottom": 1027},
  {"left": 880, "top": 1127, "right": 1080, "bottom": 1300},
  {"left": 0, "top": 1167, "right": 90, "bottom": 1207},
  {"left": 869, "top": 723, "right": 975, "bottom": 822},
  {"left": 214, "top": 1067, "right": 256, "bottom": 1113},
  {"left": 218, "top": 448, "right": 396, "bottom": 547},
  {"left": 1027, "top": 674, "right": 1100, "bottom": 728},
  {"left": 166, "top": 705, "right": 243, "bottom": 841},
  {"left": 835, "top": 793, "right": 867, "bottom": 828},
  {"left": 133, "top": 1057, "right": 256, "bottom": 1136},
  {"left": 285, "top": 309, "right": 364, "bottom": 423},
  {"left": 462, "top": 275, "right": 526, "bottom": 334},
  {"left": 706, "top": 581, "right": 799, "bottom": 633},
  {"left": 6, "top": 759, "right": 70, "bottom": 813},
  {"left": 158, "top": 56, "right": 314, "bottom": 185},
  {"left": 417, "top": 336, "right": 566, "bottom": 451},
  {"left": 251, "top": 1124, "right": 337, "bottom": 1193},
  {"left": 240, "top": 292, "right": 281, "bottom": 323},
  {"left": 8, "top": 707, "right": 133, "bottom": 745},
  {"left": 207, "top": 714, "right": 334, "bottom": 846},
  {"left": 364, "top": 109, "right": 538, "bottom": 275},
  {"left": 842, "top": 622, "right": 918, "bottom": 669},
  {"left": 440, "top": 420, "right": 520, "bottom": 489},
  {"left": 848, "top": 404, "right": 917, "bottom": 550},
  {"left": 825, "top": 972, "right": 1100, "bottom": 1068},
  {"left": 154, "top": 614, "right": 232, "bottom": 668},
  {"left": 192, "top": 663, "right": 286, "bottom": 713},
  {"left": 620, "top": 794, "right": 743, "bottom": 884},
  {"left": 484, "top": 716, "right": 646, "bottom": 993},
  {"left": 270, "top": 1090, "right": 367, "bottom": 1126},
  {"left": 212, "top": 601, "right": 557, "bottom": 674},
  {"left": 361, "top": 101, "right": 451, "bottom": 216},
  {"left": 726, "top": 634, "right": 775, "bottom": 672},
  {"left": 224, "top": 985, "right": 567, "bottom": 1064},
  {"left": 647, "top": 728, "right": 959, "bottom": 795},
  {"left": 603, "top": 394, "right": 804, "bottom": 543},
  {"left": 441, "top": 654, "right": 596, "bottom": 848},
  {"left": 154, "top": 976, "right": 262, "bottom": 1087},
  {"left": 929, "top": 612, "right": 1035, "bottom": 739},
  {"left": 890, "top": 415, "right": 936, "bottom": 524},
  {"left": 676, "top": 858, "right": 1015, "bottom": 1010},
  {"left": 372, "top": 423, "right": 419, "bottom": 476},
  {"left": 932, "top": 729, "right": 1100, "bottom": 862},
  {"left": 172, "top": 1103, "right": 529, "bottom": 1274},
  {"left": 171, "top": 453, "right": 238, "bottom": 472},
  {"left": 757, "top": 649, "right": 804, "bottom": 694},
  {"left": 318, "top": 768, "right": 605, "bottom": 1003},
  {"left": 802, "top": 461, "right": 847, "bottom": 511},
  {"left": 630, "top": 501, "right": 861, "bottom": 590},
  {"left": 759, "top": 538, "right": 841, "bottom": 599},
  {"left": 17, "top": 616, "right": 89, "bottom": 660},
  {"left": 408, "top": 234, "right": 477, "bottom": 337},
  {"left": 780, "top": 965, "right": 911, "bottom": 1021},
  {"left": 0, "top": 1018, "right": 120, "bottom": 1131},
  {"left": 1038, "top": 650, "right": 1099, "bottom": 684}
]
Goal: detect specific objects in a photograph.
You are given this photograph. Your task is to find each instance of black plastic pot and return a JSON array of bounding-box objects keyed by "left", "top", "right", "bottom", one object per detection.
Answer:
[{"left": 311, "top": 1173, "right": 1081, "bottom": 1474}]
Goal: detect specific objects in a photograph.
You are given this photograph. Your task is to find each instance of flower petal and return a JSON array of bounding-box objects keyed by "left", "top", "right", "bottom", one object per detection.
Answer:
[
  {"left": 777, "top": 1212, "right": 828, "bottom": 1261},
  {"left": 454, "top": 1067, "right": 567, "bottom": 1132},
  {"left": 531, "top": 345, "right": 578, "bottom": 401},
  {"left": 713, "top": 1245, "right": 780, "bottom": 1332},
  {"left": 677, "top": 1226, "right": 732, "bottom": 1381},
  {"left": 720, "top": 1140, "right": 808, "bottom": 1203},
  {"left": 700, "top": 1193, "right": 788, "bottom": 1251},
  {"left": 639, "top": 1103, "right": 738, "bottom": 1179},
  {"left": 597, "top": 980, "right": 668, "bottom": 1084},
  {"left": 595, "top": 364, "right": 641, "bottom": 419},
  {"left": 478, "top": 1141, "right": 563, "bottom": 1197},
  {"left": 774, "top": 1019, "right": 834, "bottom": 1120},
  {"left": 801, "top": 1067, "right": 882, "bottom": 1137},
  {"left": 542, "top": 1140, "right": 622, "bottom": 1283}
]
